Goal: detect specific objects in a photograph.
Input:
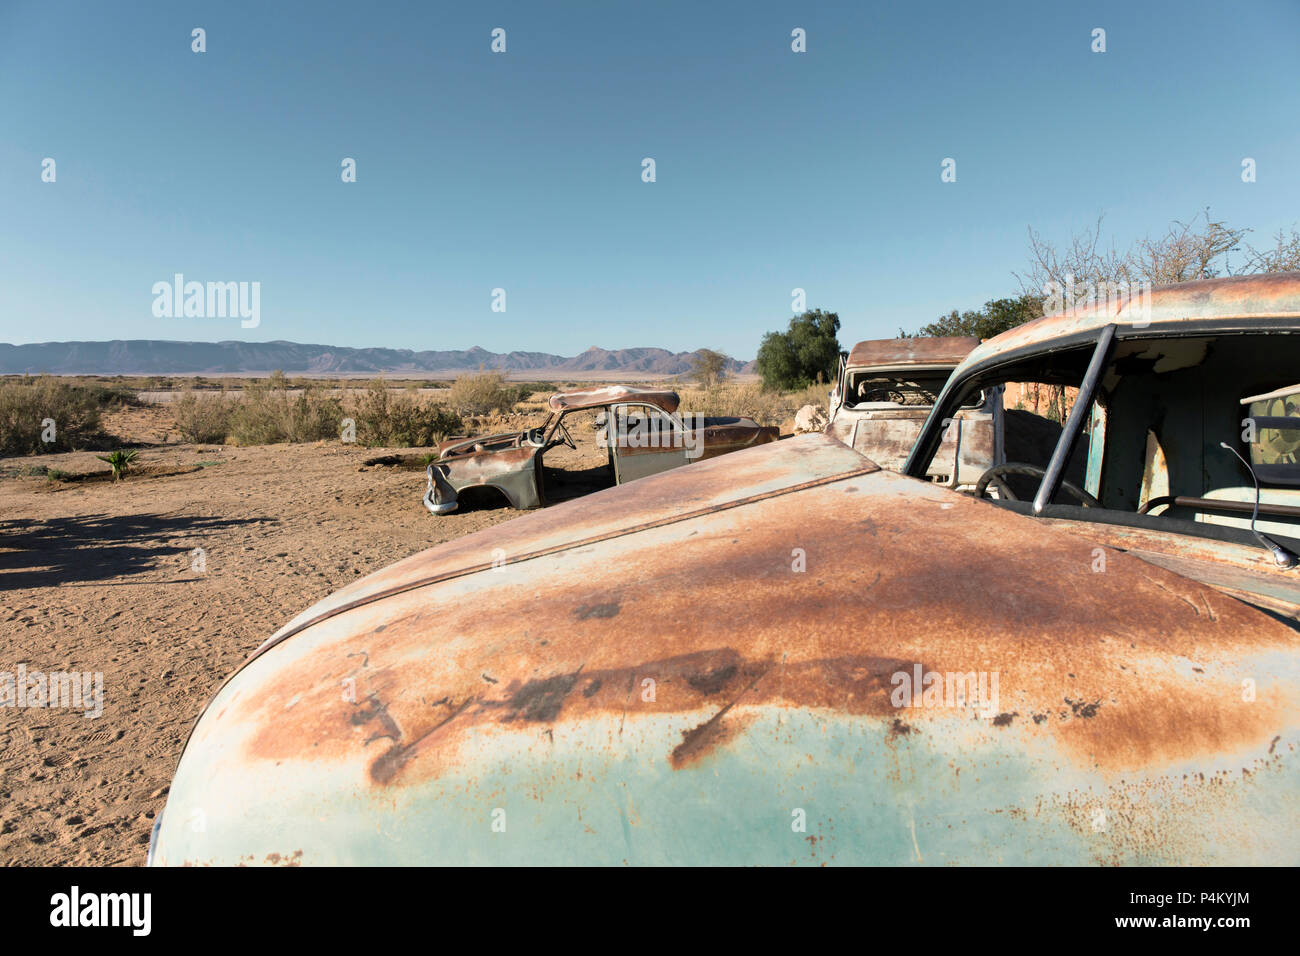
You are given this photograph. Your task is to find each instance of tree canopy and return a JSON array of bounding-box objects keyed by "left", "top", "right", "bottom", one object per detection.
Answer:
[
  {"left": 690, "top": 348, "right": 728, "bottom": 386},
  {"left": 905, "top": 293, "right": 1044, "bottom": 340},
  {"left": 756, "top": 309, "right": 841, "bottom": 390}
]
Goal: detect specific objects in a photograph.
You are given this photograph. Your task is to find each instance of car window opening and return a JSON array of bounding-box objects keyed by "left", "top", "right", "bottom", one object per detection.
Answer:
[{"left": 910, "top": 328, "right": 1300, "bottom": 561}]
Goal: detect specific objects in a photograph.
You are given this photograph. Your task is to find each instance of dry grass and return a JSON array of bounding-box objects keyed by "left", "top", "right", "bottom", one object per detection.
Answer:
[{"left": 676, "top": 382, "right": 831, "bottom": 427}]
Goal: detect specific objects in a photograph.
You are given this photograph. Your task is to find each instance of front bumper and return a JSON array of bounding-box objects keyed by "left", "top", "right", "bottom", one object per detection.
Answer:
[{"left": 423, "top": 463, "right": 458, "bottom": 515}]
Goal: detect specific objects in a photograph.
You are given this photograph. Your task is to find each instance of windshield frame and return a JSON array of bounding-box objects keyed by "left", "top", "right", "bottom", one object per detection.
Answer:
[{"left": 902, "top": 321, "right": 1300, "bottom": 558}]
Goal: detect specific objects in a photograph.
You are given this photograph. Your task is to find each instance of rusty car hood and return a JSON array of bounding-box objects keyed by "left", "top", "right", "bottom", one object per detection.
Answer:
[
  {"left": 156, "top": 434, "right": 1300, "bottom": 865},
  {"left": 259, "top": 434, "right": 876, "bottom": 657},
  {"left": 1038, "top": 518, "right": 1300, "bottom": 623}
]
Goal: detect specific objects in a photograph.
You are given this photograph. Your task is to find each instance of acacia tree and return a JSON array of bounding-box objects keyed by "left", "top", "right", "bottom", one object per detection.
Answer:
[
  {"left": 756, "top": 309, "right": 841, "bottom": 390},
  {"left": 1244, "top": 227, "right": 1300, "bottom": 273},
  {"left": 1130, "top": 212, "right": 1249, "bottom": 286},
  {"left": 690, "top": 349, "right": 729, "bottom": 387},
  {"left": 1016, "top": 209, "right": 1259, "bottom": 307}
]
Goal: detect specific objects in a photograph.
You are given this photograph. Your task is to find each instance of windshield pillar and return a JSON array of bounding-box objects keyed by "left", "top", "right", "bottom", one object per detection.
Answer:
[{"left": 1032, "top": 323, "right": 1116, "bottom": 515}]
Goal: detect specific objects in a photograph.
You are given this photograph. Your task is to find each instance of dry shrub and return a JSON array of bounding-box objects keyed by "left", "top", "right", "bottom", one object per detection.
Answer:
[
  {"left": 348, "top": 380, "right": 463, "bottom": 447},
  {"left": 228, "top": 371, "right": 343, "bottom": 445},
  {"left": 0, "top": 376, "right": 103, "bottom": 455},
  {"left": 446, "top": 370, "right": 521, "bottom": 416},
  {"left": 173, "top": 388, "right": 235, "bottom": 444}
]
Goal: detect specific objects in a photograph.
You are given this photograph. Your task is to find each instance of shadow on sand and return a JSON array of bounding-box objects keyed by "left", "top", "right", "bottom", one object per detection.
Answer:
[{"left": 0, "top": 512, "right": 269, "bottom": 590}]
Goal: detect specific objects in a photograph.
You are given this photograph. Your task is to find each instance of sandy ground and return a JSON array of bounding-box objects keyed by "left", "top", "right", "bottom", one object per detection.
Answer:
[{"left": 0, "top": 412, "right": 542, "bottom": 866}]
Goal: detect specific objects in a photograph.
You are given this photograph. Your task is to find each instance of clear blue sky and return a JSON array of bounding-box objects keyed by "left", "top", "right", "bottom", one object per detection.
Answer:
[{"left": 2, "top": 0, "right": 1298, "bottom": 359}]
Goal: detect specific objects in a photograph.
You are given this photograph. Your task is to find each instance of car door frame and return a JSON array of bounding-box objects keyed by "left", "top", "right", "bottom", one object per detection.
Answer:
[{"left": 608, "top": 401, "right": 689, "bottom": 484}]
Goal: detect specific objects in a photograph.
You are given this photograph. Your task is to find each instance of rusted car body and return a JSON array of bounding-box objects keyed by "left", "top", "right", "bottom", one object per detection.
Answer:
[
  {"left": 151, "top": 274, "right": 1300, "bottom": 865},
  {"left": 827, "top": 336, "right": 1002, "bottom": 489},
  {"left": 423, "top": 385, "right": 777, "bottom": 514}
]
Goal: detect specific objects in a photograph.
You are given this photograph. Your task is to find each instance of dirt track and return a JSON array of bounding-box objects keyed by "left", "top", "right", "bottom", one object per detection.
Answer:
[{"left": 0, "top": 437, "right": 519, "bottom": 865}]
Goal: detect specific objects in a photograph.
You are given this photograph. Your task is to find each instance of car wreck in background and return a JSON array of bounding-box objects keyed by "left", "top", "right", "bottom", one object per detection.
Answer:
[
  {"left": 826, "top": 336, "right": 1002, "bottom": 490},
  {"left": 152, "top": 273, "right": 1300, "bottom": 865},
  {"left": 423, "top": 385, "right": 777, "bottom": 514}
]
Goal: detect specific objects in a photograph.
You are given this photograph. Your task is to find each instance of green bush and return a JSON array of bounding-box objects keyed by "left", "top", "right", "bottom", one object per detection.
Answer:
[
  {"left": 756, "top": 309, "right": 841, "bottom": 390},
  {"left": 0, "top": 376, "right": 104, "bottom": 456}
]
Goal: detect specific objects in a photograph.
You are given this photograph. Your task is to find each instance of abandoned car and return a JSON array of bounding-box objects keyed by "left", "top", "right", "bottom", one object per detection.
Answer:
[
  {"left": 826, "top": 336, "right": 1003, "bottom": 489},
  {"left": 422, "top": 385, "right": 778, "bottom": 514},
  {"left": 151, "top": 273, "right": 1299, "bottom": 865}
]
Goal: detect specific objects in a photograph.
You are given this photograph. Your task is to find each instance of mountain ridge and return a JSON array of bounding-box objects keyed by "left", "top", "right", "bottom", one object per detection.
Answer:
[{"left": 0, "top": 340, "right": 757, "bottom": 377}]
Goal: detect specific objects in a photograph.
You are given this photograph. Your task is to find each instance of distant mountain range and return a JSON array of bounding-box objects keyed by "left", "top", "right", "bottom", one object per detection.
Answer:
[{"left": 0, "top": 340, "right": 757, "bottom": 378}]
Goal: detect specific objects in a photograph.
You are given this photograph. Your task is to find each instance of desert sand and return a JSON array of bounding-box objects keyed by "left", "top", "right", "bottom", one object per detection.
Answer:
[{"left": 0, "top": 408, "right": 534, "bottom": 866}]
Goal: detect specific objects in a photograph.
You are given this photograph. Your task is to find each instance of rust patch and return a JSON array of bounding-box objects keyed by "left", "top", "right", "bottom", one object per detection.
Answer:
[
  {"left": 502, "top": 669, "right": 584, "bottom": 722},
  {"left": 263, "top": 850, "right": 304, "bottom": 867},
  {"left": 350, "top": 693, "right": 402, "bottom": 747},
  {"left": 670, "top": 668, "right": 770, "bottom": 768},
  {"left": 686, "top": 664, "right": 738, "bottom": 695},
  {"left": 1066, "top": 698, "right": 1101, "bottom": 719},
  {"left": 574, "top": 602, "right": 620, "bottom": 620},
  {"left": 370, "top": 697, "right": 474, "bottom": 785},
  {"left": 847, "top": 336, "right": 978, "bottom": 369}
]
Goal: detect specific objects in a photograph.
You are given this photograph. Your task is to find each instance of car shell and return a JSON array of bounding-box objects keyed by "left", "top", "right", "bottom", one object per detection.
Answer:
[
  {"left": 424, "top": 385, "right": 777, "bottom": 513},
  {"left": 826, "top": 336, "right": 1001, "bottom": 489},
  {"left": 153, "top": 416, "right": 1300, "bottom": 862}
]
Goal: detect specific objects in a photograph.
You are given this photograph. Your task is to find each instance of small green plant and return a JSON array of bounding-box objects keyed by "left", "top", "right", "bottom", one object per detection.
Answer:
[{"left": 96, "top": 449, "right": 138, "bottom": 481}]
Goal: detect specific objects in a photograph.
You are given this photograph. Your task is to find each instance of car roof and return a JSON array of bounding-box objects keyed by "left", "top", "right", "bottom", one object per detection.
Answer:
[
  {"left": 959, "top": 271, "right": 1300, "bottom": 375},
  {"left": 548, "top": 385, "right": 680, "bottom": 413},
  {"left": 847, "top": 336, "right": 979, "bottom": 369}
]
